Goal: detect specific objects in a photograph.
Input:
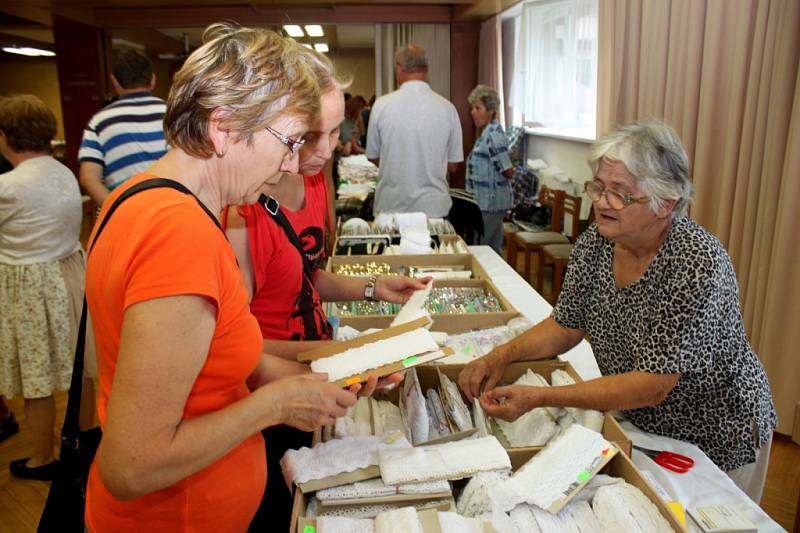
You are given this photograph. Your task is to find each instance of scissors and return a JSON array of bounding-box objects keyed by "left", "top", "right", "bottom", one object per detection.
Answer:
[{"left": 633, "top": 445, "right": 695, "bottom": 474}]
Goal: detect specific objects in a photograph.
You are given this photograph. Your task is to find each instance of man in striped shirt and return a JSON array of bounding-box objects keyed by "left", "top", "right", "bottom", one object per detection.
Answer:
[{"left": 78, "top": 47, "right": 167, "bottom": 207}]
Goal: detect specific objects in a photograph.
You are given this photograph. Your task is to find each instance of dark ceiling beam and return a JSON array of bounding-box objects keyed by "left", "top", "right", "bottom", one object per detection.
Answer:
[
  {"left": 0, "top": 5, "right": 52, "bottom": 26},
  {"left": 93, "top": 4, "right": 453, "bottom": 28},
  {"left": 111, "top": 28, "right": 184, "bottom": 55},
  {"left": 453, "top": 0, "right": 520, "bottom": 21}
]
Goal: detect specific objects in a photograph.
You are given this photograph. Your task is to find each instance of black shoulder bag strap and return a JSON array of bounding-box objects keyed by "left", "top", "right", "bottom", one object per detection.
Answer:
[
  {"left": 258, "top": 193, "right": 313, "bottom": 277},
  {"left": 62, "top": 178, "right": 223, "bottom": 449}
]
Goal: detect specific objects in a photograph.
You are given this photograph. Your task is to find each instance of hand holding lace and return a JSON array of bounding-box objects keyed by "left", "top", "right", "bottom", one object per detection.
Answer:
[{"left": 479, "top": 385, "right": 541, "bottom": 422}]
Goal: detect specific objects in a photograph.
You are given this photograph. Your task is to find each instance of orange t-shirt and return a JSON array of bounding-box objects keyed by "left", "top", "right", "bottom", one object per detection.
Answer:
[{"left": 84, "top": 174, "right": 266, "bottom": 532}]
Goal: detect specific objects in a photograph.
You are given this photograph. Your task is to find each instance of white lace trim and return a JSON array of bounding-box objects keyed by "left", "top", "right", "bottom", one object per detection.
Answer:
[
  {"left": 489, "top": 425, "right": 613, "bottom": 513},
  {"left": 316, "top": 478, "right": 450, "bottom": 502},
  {"left": 592, "top": 482, "right": 673, "bottom": 533},
  {"left": 281, "top": 433, "right": 410, "bottom": 486},
  {"left": 379, "top": 436, "right": 511, "bottom": 484},
  {"left": 311, "top": 328, "right": 438, "bottom": 382}
]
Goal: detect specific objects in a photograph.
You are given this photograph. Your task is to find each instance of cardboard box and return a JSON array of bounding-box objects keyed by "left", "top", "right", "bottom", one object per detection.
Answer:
[
  {"left": 328, "top": 252, "right": 490, "bottom": 280},
  {"left": 332, "top": 233, "right": 469, "bottom": 257},
  {"left": 291, "top": 492, "right": 456, "bottom": 533},
  {"left": 329, "top": 278, "right": 518, "bottom": 325},
  {"left": 414, "top": 361, "right": 632, "bottom": 467},
  {"left": 335, "top": 310, "right": 523, "bottom": 336},
  {"left": 508, "top": 445, "right": 687, "bottom": 532}
]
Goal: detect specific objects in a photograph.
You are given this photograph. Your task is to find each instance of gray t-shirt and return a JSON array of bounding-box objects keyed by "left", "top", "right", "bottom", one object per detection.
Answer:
[
  {"left": 553, "top": 217, "right": 777, "bottom": 471},
  {"left": 367, "top": 81, "right": 463, "bottom": 217}
]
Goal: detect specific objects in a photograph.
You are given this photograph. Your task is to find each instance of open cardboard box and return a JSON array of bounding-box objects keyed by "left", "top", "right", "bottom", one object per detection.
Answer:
[
  {"left": 416, "top": 361, "right": 632, "bottom": 468},
  {"left": 336, "top": 310, "right": 523, "bottom": 337},
  {"left": 328, "top": 252, "right": 490, "bottom": 280},
  {"left": 332, "top": 233, "right": 470, "bottom": 257},
  {"left": 508, "top": 445, "right": 687, "bottom": 532},
  {"left": 292, "top": 495, "right": 457, "bottom": 533}
]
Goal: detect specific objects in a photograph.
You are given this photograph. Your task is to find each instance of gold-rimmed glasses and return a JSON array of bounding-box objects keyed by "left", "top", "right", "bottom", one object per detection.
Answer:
[
  {"left": 265, "top": 125, "right": 305, "bottom": 155},
  {"left": 584, "top": 180, "right": 649, "bottom": 210}
]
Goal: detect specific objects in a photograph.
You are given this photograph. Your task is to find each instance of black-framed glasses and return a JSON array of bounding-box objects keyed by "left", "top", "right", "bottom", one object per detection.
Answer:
[
  {"left": 584, "top": 180, "right": 649, "bottom": 210},
  {"left": 265, "top": 126, "right": 305, "bottom": 154}
]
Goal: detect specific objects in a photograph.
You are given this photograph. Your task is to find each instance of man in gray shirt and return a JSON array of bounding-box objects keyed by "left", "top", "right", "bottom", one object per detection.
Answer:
[{"left": 367, "top": 44, "right": 463, "bottom": 217}]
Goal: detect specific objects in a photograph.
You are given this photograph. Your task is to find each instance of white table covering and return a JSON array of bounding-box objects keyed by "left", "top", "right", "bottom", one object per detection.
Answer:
[{"left": 469, "top": 245, "right": 785, "bottom": 532}]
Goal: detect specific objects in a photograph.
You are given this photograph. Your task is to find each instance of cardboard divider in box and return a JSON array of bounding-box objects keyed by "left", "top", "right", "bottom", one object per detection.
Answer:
[
  {"left": 509, "top": 445, "right": 687, "bottom": 532},
  {"left": 327, "top": 252, "right": 489, "bottom": 280},
  {"left": 337, "top": 310, "right": 523, "bottom": 337}
]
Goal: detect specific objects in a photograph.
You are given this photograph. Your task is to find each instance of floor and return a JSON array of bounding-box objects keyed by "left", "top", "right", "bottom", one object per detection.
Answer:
[{"left": 0, "top": 240, "right": 796, "bottom": 532}]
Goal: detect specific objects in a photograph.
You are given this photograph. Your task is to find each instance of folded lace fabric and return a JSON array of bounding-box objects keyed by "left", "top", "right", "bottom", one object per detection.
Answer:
[
  {"left": 490, "top": 425, "right": 613, "bottom": 513},
  {"left": 317, "top": 516, "right": 375, "bottom": 533},
  {"left": 281, "top": 434, "right": 411, "bottom": 487},
  {"left": 310, "top": 328, "right": 438, "bottom": 383},
  {"left": 495, "top": 406, "right": 557, "bottom": 447},
  {"left": 426, "top": 388, "right": 451, "bottom": 438},
  {"left": 316, "top": 478, "right": 451, "bottom": 502},
  {"left": 439, "top": 370, "right": 473, "bottom": 432},
  {"left": 457, "top": 471, "right": 511, "bottom": 517},
  {"left": 373, "top": 399, "right": 405, "bottom": 436},
  {"left": 391, "top": 282, "right": 433, "bottom": 327},
  {"left": 335, "top": 396, "right": 373, "bottom": 438},
  {"left": 379, "top": 436, "right": 511, "bottom": 485},
  {"left": 312, "top": 498, "right": 451, "bottom": 520},
  {"left": 592, "top": 482, "right": 673, "bottom": 533},
  {"left": 531, "top": 500, "right": 603, "bottom": 533},
  {"left": 374, "top": 507, "right": 423, "bottom": 533},
  {"left": 437, "top": 511, "right": 486, "bottom": 533},
  {"left": 473, "top": 398, "right": 492, "bottom": 437},
  {"left": 400, "top": 368, "right": 429, "bottom": 444}
]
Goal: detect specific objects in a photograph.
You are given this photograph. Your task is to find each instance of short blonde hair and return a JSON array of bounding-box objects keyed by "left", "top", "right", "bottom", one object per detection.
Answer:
[
  {"left": 0, "top": 94, "right": 57, "bottom": 153},
  {"left": 164, "top": 23, "right": 321, "bottom": 158},
  {"left": 298, "top": 46, "right": 350, "bottom": 96}
]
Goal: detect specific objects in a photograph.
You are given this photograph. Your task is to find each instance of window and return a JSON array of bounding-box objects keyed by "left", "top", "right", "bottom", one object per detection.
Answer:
[{"left": 508, "top": 0, "right": 598, "bottom": 139}]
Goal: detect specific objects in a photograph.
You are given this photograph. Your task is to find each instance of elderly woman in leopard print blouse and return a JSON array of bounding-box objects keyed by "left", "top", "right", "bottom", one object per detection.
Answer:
[{"left": 459, "top": 120, "right": 777, "bottom": 502}]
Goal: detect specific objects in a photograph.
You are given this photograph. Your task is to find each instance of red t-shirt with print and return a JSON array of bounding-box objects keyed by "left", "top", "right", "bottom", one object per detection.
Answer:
[{"left": 239, "top": 171, "right": 333, "bottom": 341}]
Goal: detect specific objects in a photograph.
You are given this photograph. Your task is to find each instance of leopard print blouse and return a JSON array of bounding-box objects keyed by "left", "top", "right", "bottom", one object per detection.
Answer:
[{"left": 553, "top": 216, "right": 777, "bottom": 471}]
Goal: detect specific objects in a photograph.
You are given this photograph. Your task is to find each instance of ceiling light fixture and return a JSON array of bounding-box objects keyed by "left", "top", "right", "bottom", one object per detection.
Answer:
[
  {"left": 283, "top": 25, "right": 304, "bottom": 38},
  {"left": 305, "top": 25, "right": 324, "bottom": 37},
  {"left": 314, "top": 43, "right": 329, "bottom": 53},
  {"left": 2, "top": 46, "right": 55, "bottom": 57}
]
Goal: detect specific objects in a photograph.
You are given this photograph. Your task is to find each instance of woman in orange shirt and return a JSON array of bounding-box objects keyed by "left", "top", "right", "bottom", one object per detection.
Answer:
[{"left": 84, "top": 24, "right": 359, "bottom": 532}]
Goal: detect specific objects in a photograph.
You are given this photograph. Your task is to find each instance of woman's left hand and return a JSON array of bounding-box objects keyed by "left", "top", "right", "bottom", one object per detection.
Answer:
[
  {"left": 348, "top": 372, "right": 404, "bottom": 397},
  {"left": 375, "top": 276, "right": 432, "bottom": 304},
  {"left": 479, "top": 385, "right": 539, "bottom": 422}
]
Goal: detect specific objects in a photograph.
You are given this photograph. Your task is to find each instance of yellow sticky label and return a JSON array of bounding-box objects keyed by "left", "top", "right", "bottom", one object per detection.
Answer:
[
  {"left": 345, "top": 376, "right": 362, "bottom": 386},
  {"left": 667, "top": 501, "right": 687, "bottom": 528}
]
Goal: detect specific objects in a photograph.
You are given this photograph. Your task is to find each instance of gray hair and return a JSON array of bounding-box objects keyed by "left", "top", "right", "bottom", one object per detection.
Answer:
[
  {"left": 589, "top": 120, "right": 693, "bottom": 218},
  {"left": 395, "top": 44, "right": 428, "bottom": 73},
  {"left": 468, "top": 84, "right": 501, "bottom": 114}
]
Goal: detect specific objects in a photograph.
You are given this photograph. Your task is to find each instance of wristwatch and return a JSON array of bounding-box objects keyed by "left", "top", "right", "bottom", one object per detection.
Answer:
[{"left": 364, "top": 275, "right": 378, "bottom": 301}]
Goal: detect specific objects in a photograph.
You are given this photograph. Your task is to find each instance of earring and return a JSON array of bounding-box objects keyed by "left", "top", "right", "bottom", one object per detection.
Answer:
[{"left": 215, "top": 146, "right": 227, "bottom": 158}]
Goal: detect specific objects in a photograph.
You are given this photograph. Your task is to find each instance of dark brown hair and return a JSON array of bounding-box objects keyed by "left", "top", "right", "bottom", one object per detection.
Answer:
[
  {"left": 112, "top": 47, "right": 153, "bottom": 89},
  {"left": 0, "top": 94, "right": 57, "bottom": 152}
]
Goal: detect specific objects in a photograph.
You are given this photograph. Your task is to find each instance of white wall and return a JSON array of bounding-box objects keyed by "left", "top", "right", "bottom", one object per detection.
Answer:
[{"left": 526, "top": 133, "right": 594, "bottom": 232}]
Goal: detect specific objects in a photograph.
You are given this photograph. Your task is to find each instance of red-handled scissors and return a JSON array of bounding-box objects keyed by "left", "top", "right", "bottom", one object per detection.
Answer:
[{"left": 633, "top": 445, "right": 695, "bottom": 473}]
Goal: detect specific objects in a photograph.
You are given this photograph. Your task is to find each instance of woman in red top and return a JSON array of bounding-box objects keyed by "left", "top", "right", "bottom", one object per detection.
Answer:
[
  {"left": 225, "top": 50, "right": 427, "bottom": 531},
  {"left": 84, "top": 24, "right": 358, "bottom": 532}
]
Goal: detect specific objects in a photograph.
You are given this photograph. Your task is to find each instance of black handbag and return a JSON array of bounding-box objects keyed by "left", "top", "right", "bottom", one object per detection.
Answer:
[{"left": 38, "top": 178, "right": 222, "bottom": 532}]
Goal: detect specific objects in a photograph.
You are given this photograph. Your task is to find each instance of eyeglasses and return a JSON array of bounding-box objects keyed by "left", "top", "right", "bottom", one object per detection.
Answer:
[
  {"left": 265, "top": 126, "right": 305, "bottom": 155},
  {"left": 584, "top": 180, "right": 649, "bottom": 210}
]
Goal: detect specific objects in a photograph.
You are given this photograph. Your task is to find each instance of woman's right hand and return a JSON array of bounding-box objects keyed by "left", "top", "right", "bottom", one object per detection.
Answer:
[
  {"left": 269, "top": 373, "right": 357, "bottom": 431},
  {"left": 458, "top": 349, "right": 509, "bottom": 401}
]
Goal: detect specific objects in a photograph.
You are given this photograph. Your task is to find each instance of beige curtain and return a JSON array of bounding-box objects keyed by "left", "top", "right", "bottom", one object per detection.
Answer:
[
  {"left": 376, "top": 23, "right": 451, "bottom": 99},
  {"left": 478, "top": 15, "right": 506, "bottom": 127},
  {"left": 598, "top": 0, "right": 800, "bottom": 435}
]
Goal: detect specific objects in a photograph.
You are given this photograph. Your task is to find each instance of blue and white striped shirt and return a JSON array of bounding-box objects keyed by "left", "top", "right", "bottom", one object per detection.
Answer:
[
  {"left": 465, "top": 119, "right": 513, "bottom": 213},
  {"left": 78, "top": 92, "right": 167, "bottom": 190}
]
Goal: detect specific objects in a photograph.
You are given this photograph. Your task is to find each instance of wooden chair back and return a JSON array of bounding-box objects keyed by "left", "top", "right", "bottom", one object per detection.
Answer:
[
  {"left": 562, "top": 192, "right": 583, "bottom": 242},
  {"left": 538, "top": 187, "right": 565, "bottom": 233}
]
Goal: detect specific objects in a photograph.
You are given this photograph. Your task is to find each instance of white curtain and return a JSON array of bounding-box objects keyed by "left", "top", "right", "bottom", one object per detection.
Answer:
[
  {"left": 510, "top": 0, "right": 598, "bottom": 132},
  {"left": 376, "top": 23, "right": 451, "bottom": 99},
  {"left": 478, "top": 16, "right": 506, "bottom": 127}
]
